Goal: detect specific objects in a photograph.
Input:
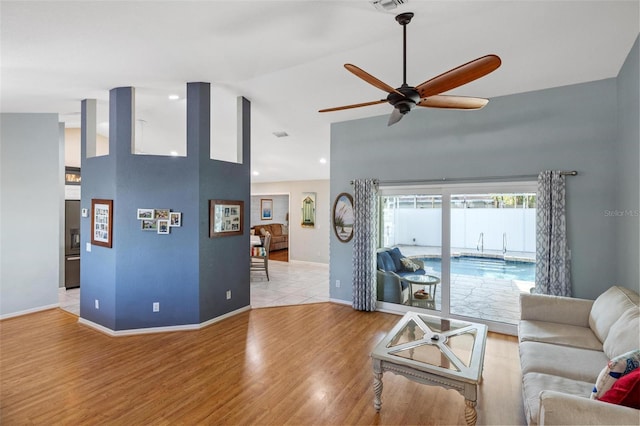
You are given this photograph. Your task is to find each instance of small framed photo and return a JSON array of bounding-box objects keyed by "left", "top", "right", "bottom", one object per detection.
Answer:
[
  {"left": 137, "top": 208, "right": 155, "bottom": 220},
  {"left": 155, "top": 209, "right": 170, "bottom": 220},
  {"left": 141, "top": 219, "right": 157, "bottom": 231},
  {"left": 91, "top": 199, "right": 113, "bottom": 248},
  {"left": 169, "top": 212, "right": 182, "bottom": 227},
  {"left": 157, "top": 219, "right": 170, "bottom": 234}
]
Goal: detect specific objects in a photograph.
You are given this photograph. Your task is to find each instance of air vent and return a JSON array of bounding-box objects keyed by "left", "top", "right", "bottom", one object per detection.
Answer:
[{"left": 371, "top": 0, "right": 407, "bottom": 12}]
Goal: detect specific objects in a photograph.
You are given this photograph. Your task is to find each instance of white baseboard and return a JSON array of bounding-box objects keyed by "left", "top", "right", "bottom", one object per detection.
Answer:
[
  {"left": 329, "top": 298, "right": 351, "bottom": 306},
  {"left": 0, "top": 303, "right": 60, "bottom": 320},
  {"left": 78, "top": 305, "right": 252, "bottom": 336},
  {"left": 289, "top": 259, "right": 329, "bottom": 267}
]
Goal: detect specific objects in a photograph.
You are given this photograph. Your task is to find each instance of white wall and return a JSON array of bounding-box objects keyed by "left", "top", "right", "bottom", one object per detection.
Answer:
[
  {"left": 251, "top": 180, "right": 329, "bottom": 264},
  {"left": 1, "top": 113, "right": 62, "bottom": 317},
  {"left": 386, "top": 208, "right": 536, "bottom": 253}
]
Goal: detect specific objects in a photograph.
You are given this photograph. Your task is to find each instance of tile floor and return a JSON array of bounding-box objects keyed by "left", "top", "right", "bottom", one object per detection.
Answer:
[{"left": 59, "top": 260, "right": 330, "bottom": 316}]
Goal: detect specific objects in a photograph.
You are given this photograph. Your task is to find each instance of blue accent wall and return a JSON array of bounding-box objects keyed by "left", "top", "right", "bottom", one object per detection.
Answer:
[{"left": 80, "top": 84, "right": 250, "bottom": 331}]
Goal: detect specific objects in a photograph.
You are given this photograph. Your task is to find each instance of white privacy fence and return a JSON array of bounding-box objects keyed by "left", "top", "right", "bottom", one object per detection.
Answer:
[{"left": 384, "top": 208, "right": 536, "bottom": 253}]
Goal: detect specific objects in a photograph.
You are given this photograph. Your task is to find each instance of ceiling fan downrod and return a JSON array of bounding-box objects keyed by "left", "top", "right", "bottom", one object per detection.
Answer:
[{"left": 395, "top": 12, "right": 413, "bottom": 86}]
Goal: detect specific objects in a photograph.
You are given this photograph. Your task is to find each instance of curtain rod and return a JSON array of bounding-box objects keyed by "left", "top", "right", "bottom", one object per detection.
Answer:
[{"left": 350, "top": 171, "right": 577, "bottom": 185}]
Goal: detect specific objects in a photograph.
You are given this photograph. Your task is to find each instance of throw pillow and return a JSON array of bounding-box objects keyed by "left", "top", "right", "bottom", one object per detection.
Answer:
[
  {"left": 599, "top": 368, "right": 640, "bottom": 409},
  {"left": 259, "top": 227, "right": 267, "bottom": 236},
  {"left": 591, "top": 349, "right": 640, "bottom": 400},
  {"left": 389, "top": 248, "right": 405, "bottom": 271},
  {"left": 401, "top": 257, "right": 420, "bottom": 272}
]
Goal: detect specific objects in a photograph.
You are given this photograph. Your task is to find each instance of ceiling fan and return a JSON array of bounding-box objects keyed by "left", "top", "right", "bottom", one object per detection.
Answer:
[{"left": 319, "top": 12, "right": 502, "bottom": 126}]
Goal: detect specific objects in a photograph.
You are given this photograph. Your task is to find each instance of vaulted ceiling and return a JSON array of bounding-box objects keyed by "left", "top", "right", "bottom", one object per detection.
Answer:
[{"left": 2, "top": 1, "right": 638, "bottom": 182}]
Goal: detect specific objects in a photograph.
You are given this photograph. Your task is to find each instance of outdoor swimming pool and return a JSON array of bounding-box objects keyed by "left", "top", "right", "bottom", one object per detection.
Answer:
[{"left": 419, "top": 256, "right": 535, "bottom": 281}]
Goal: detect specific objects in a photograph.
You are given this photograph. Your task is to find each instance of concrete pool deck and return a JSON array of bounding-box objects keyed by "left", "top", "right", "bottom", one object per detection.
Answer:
[{"left": 393, "top": 245, "right": 535, "bottom": 325}]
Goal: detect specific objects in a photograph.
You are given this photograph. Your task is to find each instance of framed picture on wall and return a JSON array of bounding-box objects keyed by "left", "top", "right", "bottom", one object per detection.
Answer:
[
  {"left": 169, "top": 212, "right": 182, "bottom": 227},
  {"left": 141, "top": 219, "right": 157, "bottom": 231},
  {"left": 301, "top": 192, "right": 316, "bottom": 228},
  {"left": 137, "top": 208, "right": 154, "bottom": 220},
  {"left": 157, "top": 219, "right": 170, "bottom": 235},
  {"left": 91, "top": 199, "right": 113, "bottom": 248},
  {"left": 260, "top": 199, "right": 273, "bottom": 220},
  {"left": 210, "top": 199, "right": 244, "bottom": 237},
  {"left": 333, "top": 192, "right": 354, "bottom": 243}
]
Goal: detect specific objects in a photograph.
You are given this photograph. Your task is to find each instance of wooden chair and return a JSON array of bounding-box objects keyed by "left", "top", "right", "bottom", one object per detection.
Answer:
[{"left": 251, "top": 232, "right": 271, "bottom": 280}]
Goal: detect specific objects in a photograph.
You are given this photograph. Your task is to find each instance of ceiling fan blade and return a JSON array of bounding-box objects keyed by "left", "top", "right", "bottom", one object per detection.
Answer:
[
  {"left": 387, "top": 108, "right": 404, "bottom": 126},
  {"left": 344, "top": 64, "right": 405, "bottom": 97},
  {"left": 416, "top": 55, "right": 502, "bottom": 98},
  {"left": 418, "top": 95, "right": 489, "bottom": 110},
  {"left": 319, "top": 99, "right": 387, "bottom": 113}
]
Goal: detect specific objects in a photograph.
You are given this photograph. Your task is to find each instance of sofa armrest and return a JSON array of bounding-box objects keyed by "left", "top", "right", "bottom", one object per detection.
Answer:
[
  {"left": 377, "top": 271, "right": 408, "bottom": 304},
  {"left": 520, "top": 293, "right": 593, "bottom": 327},
  {"left": 539, "top": 390, "right": 640, "bottom": 425}
]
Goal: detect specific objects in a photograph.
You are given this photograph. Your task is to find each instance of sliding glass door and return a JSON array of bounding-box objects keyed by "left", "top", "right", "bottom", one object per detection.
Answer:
[
  {"left": 380, "top": 193, "right": 442, "bottom": 311},
  {"left": 378, "top": 182, "right": 536, "bottom": 328}
]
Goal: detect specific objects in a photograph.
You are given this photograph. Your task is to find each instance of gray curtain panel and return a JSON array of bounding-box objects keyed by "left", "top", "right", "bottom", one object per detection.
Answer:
[
  {"left": 534, "top": 170, "right": 572, "bottom": 296},
  {"left": 351, "top": 179, "right": 378, "bottom": 311}
]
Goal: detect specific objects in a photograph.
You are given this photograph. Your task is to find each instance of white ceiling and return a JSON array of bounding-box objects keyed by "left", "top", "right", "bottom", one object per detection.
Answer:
[{"left": 2, "top": 1, "right": 638, "bottom": 182}]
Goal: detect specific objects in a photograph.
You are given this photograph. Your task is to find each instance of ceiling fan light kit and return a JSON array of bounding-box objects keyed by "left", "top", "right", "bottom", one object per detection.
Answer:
[{"left": 319, "top": 12, "right": 502, "bottom": 126}]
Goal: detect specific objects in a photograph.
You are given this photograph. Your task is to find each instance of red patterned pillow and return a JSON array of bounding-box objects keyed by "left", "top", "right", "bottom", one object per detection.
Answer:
[{"left": 599, "top": 368, "right": 640, "bottom": 409}]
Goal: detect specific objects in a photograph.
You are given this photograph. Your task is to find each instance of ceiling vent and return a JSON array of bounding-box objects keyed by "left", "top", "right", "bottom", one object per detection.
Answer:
[{"left": 371, "top": 0, "right": 408, "bottom": 12}]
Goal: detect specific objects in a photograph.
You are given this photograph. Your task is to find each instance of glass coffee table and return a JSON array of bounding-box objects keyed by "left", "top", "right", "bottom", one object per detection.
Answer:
[{"left": 370, "top": 311, "right": 488, "bottom": 425}]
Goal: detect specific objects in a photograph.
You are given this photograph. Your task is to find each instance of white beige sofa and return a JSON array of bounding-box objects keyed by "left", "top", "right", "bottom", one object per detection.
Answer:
[{"left": 518, "top": 286, "right": 640, "bottom": 425}]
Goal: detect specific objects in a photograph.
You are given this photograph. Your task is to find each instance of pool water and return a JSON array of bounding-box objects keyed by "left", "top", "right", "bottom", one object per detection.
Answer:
[{"left": 419, "top": 256, "right": 535, "bottom": 281}]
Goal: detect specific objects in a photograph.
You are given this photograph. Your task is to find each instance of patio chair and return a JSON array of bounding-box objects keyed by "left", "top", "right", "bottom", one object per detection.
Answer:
[{"left": 251, "top": 232, "right": 271, "bottom": 280}]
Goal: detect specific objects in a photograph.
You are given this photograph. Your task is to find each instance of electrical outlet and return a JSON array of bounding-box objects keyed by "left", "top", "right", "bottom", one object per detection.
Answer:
[
  {"left": 226, "top": 290, "right": 232, "bottom": 300},
  {"left": 95, "top": 299, "right": 99, "bottom": 309},
  {"left": 336, "top": 280, "right": 341, "bottom": 288},
  {"left": 153, "top": 302, "right": 160, "bottom": 312}
]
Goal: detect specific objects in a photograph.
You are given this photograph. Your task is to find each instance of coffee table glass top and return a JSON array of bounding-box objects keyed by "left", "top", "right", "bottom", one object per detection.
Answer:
[{"left": 374, "top": 312, "right": 487, "bottom": 380}]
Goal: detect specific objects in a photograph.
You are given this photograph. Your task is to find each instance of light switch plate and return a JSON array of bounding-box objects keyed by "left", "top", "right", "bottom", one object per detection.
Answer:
[
  {"left": 81, "top": 208, "right": 88, "bottom": 217},
  {"left": 86, "top": 242, "right": 91, "bottom": 252}
]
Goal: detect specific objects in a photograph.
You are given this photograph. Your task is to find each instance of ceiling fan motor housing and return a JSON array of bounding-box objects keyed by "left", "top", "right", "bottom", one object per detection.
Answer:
[{"left": 387, "top": 86, "right": 420, "bottom": 114}]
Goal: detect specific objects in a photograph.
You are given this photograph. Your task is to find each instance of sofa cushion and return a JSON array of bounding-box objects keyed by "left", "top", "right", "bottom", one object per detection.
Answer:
[
  {"left": 519, "top": 320, "right": 603, "bottom": 351},
  {"left": 377, "top": 251, "right": 396, "bottom": 272},
  {"left": 270, "top": 224, "right": 282, "bottom": 236},
  {"left": 603, "top": 307, "right": 640, "bottom": 359},
  {"left": 591, "top": 349, "right": 640, "bottom": 399},
  {"left": 519, "top": 341, "right": 607, "bottom": 383},
  {"left": 589, "top": 286, "right": 640, "bottom": 343},
  {"left": 522, "top": 372, "right": 593, "bottom": 426},
  {"left": 599, "top": 368, "right": 640, "bottom": 409},
  {"left": 388, "top": 247, "right": 405, "bottom": 271}
]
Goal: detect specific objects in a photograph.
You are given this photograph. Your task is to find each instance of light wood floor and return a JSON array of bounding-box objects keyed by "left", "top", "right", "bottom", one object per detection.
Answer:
[{"left": 1, "top": 303, "right": 526, "bottom": 425}]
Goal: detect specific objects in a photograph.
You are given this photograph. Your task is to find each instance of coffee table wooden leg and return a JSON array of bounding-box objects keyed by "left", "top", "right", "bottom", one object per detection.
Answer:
[
  {"left": 464, "top": 399, "right": 477, "bottom": 426},
  {"left": 373, "top": 371, "right": 383, "bottom": 412}
]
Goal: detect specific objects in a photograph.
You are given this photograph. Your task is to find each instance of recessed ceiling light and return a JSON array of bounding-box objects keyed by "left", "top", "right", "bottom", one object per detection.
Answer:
[
  {"left": 170, "top": 150, "right": 178, "bottom": 156},
  {"left": 319, "top": 158, "right": 327, "bottom": 164},
  {"left": 252, "top": 171, "right": 260, "bottom": 176},
  {"left": 272, "top": 131, "right": 289, "bottom": 138},
  {"left": 168, "top": 94, "right": 180, "bottom": 100}
]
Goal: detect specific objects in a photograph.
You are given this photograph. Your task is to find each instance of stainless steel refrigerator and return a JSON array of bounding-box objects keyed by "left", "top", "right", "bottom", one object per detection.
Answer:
[{"left": 65, "top": 200, "right": 81, "bottom": 289}]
